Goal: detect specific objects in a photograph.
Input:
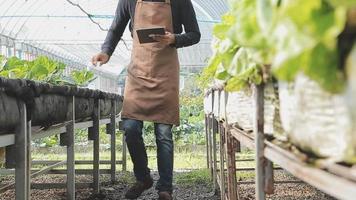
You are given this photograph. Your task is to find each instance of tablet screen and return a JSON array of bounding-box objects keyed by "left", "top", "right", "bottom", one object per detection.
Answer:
[{"left": 136, "top": 27, "right": 165, "bottom": 44}]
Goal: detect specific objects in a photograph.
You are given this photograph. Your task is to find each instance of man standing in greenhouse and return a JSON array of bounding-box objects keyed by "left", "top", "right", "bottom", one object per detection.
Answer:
[{"left": 92, "top": 0, "right": 200, "bottom": 199}]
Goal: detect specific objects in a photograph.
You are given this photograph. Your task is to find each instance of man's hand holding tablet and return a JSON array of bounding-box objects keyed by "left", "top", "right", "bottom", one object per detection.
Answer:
[
  {"left": 150, "top": 31, "right": 176, "bottom": 46},
  {"left": 136, "top": 27, "right": 175, "bottom": 45}
]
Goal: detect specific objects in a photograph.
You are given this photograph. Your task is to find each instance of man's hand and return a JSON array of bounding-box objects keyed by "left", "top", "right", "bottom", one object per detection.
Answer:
[
  {"left": 91, "top": 53, "right": 110, "bottom": 66},
  {"left": 150, "top": 31, "right": 176, "bottom": 46}
]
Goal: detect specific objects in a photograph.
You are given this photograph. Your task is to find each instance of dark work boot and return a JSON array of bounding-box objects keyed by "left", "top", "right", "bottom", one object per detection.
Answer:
[
  {"left": 158, "top": 191, "right": 173, "bottom": 200},
  {"left": 125, "top": 176, "right": 154, "bottom": 199}
]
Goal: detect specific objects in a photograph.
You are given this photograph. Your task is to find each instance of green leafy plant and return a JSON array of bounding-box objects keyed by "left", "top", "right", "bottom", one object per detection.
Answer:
[
  {"left": 70, "top": 69, "right": 96, "bottom": 87},
  {"left": 0, "top": 55, "right": 96, "bottom": 87},
  {"left": 271, "top": 0, "right": 349, "bottom": 93},
  {"left": 204, "top": 0, "right": 355, "bottom": 94},
  {"left": 0, "top": 56, "right": 67, "bottom": 84}
]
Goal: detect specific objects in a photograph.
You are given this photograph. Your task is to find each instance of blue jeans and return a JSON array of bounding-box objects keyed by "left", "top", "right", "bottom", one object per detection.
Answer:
[{"left": 122, "top": 118, "right": 174, "bottom": 192}]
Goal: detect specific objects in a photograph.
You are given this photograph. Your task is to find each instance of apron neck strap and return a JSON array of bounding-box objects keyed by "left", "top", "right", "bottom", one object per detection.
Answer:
[{"left": 137, "top": 0, "right": 171, "bottom": 3}]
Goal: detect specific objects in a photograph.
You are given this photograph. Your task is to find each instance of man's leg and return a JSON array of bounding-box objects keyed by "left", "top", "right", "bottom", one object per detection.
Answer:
[
  {"left": 122, "top": 119, "right": 153, "bottom": 199},
  {"left": 122, "top": 119, "right": 150, "bottom": 180},
  {"left": 154, "top": 123, "right": 174, "bottom": 193}
]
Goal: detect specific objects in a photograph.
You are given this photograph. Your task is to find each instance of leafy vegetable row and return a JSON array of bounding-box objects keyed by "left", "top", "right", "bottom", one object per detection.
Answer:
[
  {"left": 0, "top": 55, "right": 96, "bottom": 87},
  {"left": 205, "top": 0, "right": 356, "bottom": 93}
]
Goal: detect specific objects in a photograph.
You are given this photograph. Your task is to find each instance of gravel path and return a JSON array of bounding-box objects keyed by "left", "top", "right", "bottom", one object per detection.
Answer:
[
  {"left": 237, "top": 171, "right": 336, "bottom": 200},
  {"left": 0, "top": 170, "right": 336, "bottom": 200},
  {"left": 0, "top": 172, "right": 218, "bottom": 200}
]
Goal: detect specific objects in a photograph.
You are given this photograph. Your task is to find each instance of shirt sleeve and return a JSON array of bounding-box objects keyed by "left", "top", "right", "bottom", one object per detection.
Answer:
[
  {"left": 101, "top": 0, "right": 130, "bottom": 56},
  {"left": 173, "top": 0, "right": 201, "bottom": 48}
]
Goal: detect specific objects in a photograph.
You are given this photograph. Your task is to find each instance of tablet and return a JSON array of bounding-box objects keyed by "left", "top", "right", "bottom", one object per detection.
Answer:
[{"left": 136, "top": 27, "right": 165, "bottom": 44}]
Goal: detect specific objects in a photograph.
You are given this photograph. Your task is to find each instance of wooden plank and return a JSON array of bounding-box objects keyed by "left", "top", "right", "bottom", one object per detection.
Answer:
[
  {"left": 238, "top": 180, "right": 303, "bottom": 185},
  {"left": 32, "top": 125, "right": 66, "bottom": 140},
  {"left": 317, "top": 161, "right": 356, "bottom": 183},
  {"left": 0, "top": 161, "right": 67, "bottom": 193},
  {"left": 74, "top": 118, "right": 109, "bottom": 130},
  {"left": 0, "top": 168, "right": 116, "bottom": 176},
  {"left": 216, "top": 158, "right": 256, "bottom": 163},
  {"left": 100, "top": 118, "right": 110, "bottom": 125},
  {"left": 255, "top": 84, "right": 266, "bottom": 200},
  {"left": 66, "top": 96, "right": 75, "bottom": 200},
  {"left": 31, "top": 160, "right": 123, "bottom": 165},
  {"left": 28, "top": 169, "right": 112, "bottom": 175},
  {"left": 31, "top": 183, "right": 92, "bottom": 190},
  {"left": 264, "top": 142, "right": 356, "bottom": 200},
  {"left": 230, "top": 129, "right": 254, "bottom": 150},
  {"left": 0, "top": 134, "right": 15, "bottom": 147},
  {"left": 32, "top": 161, "right": 66, "bottom": 178},
  {"left": 217, "top": 167, "right": 283, "bottom": 172},
  {"left": 75, "top": 121, "right": 93, "bottom": 129}
]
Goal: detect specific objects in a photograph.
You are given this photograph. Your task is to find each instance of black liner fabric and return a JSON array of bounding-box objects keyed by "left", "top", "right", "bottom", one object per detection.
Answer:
[
  {"left": 0, "top": 77, "right": 123, "bottom": 121},
  {"left": 0, "top": 77, "right": 123, "bottom": 100}
]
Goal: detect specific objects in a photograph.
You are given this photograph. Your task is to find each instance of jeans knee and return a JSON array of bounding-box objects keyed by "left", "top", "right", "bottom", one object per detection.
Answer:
[
  {"left": 155, "top": 124, "right": 173, "bottom": 144},
  {"left": 122, "top": 119, "right": 143, "bottom": 143}
]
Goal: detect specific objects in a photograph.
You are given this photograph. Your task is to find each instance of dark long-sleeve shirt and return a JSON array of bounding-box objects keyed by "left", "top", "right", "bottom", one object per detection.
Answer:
[{"left": 101, "top": 0, "right": 201, "bottom": 56}]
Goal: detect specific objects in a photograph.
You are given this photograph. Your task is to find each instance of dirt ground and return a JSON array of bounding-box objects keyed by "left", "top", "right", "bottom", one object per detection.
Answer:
[{"left": 0, "top": 170, "right": 335, "bottom": 200}]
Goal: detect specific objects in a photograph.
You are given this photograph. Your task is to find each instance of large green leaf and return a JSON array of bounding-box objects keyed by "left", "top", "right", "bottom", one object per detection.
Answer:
[
  {"left": 204, "top": 0, "right": 351, "bottom": 94},
  {"left": 0, "top": 55, "right": 6, "bottom": 71},
  {"left": 327, "top": 0, "right": 356, "bottom": 7},
  {"left": 70, "top": 69, "right": 96, "bottom": 86},
  {"left": 215, "top": 63, "right": 230, "bottom": 81},
  {"left": 213, "top": 13, "right": 235, "bottom": 40},
  {"left": 4, "top": 57, "right": 25, "bottom": 70},
  {"left": 302, "top": 43, "right": 346, "bottom": 93}
]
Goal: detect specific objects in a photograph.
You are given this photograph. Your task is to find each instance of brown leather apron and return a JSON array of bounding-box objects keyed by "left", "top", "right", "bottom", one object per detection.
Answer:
[{"left": 121, "top": 0, "right": 180, "bottom": 125}]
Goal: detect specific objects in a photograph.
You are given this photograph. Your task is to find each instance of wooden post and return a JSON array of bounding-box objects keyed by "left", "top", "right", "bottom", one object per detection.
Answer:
[
  {"left": 15, "top": 102, "right": 30, "bottom": 200},
  {"left": 210, "top": 114, "right": 219, "bottom": 194},
  {"left": 26, "top": 119, "right": 31, "bottom": 199},
  {"left": 255, "top": 84, "right": 266, "bottom": 200},
  {"left": 89, "top": 99, "right": 100, "bottom": 193},
  {"left": 205, "top": 115, "right": 210, "bottom": 169},
  {"left": 118, "top": 121, "right": 127, "bottom": 172},
  {"left": 219, "top": 122, "right": 226, "bottom": 200},
  {"left": 208, "top": 115, "right": 213, "bottom": 174},
  {"left": 61, "top": 96, "right": 76, "bottom": 200},
  {"left": 106, "top": 100, "right": 116, "bottom": 183},
  {"left": 264, "top": 160, "right": 275, "bottom": 194},
  {"left": 122, "top": 133, "right": 127, "bottom": 172},
  {"left": 225, "top": 91, "right": 239, "bottom": 200}
]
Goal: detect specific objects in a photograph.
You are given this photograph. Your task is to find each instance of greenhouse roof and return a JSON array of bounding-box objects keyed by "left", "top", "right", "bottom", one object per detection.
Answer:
[{"left": 0, "top": 0, "right": 228, "bottom": 76}]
